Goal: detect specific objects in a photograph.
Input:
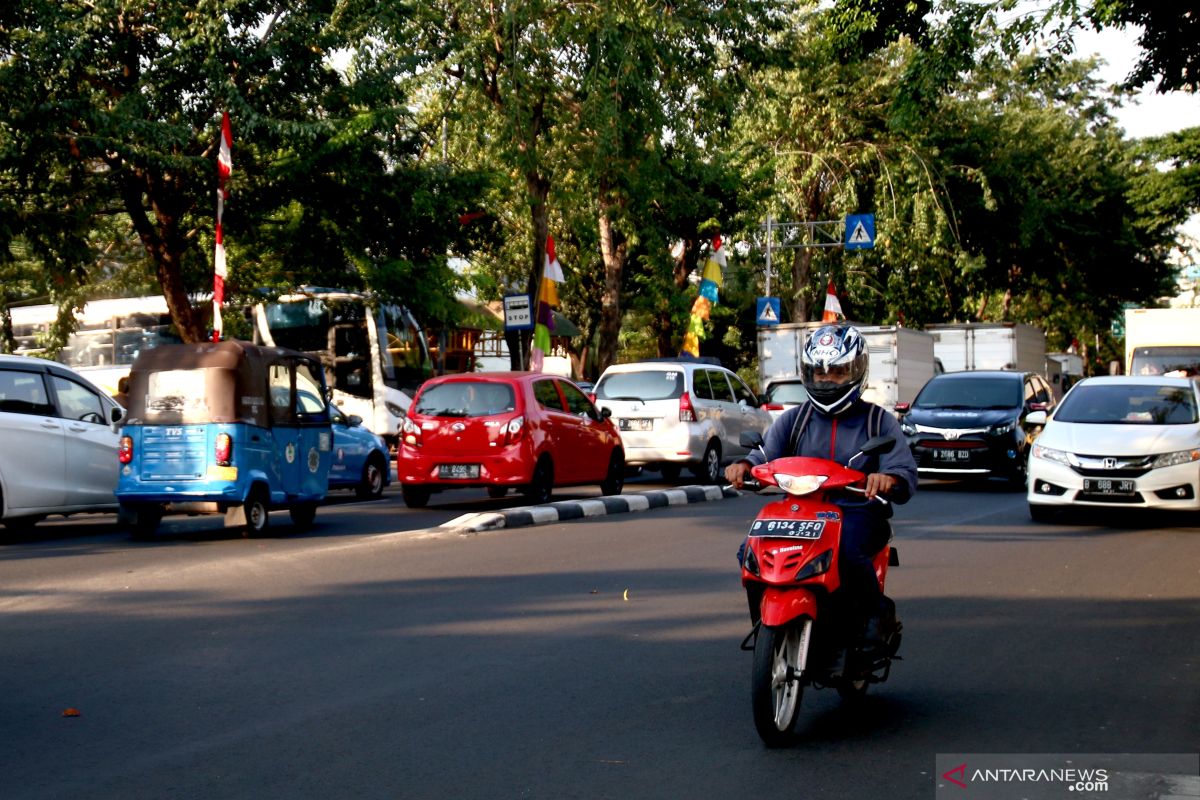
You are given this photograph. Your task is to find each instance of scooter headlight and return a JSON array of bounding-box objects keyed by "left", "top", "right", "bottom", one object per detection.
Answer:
[
  {"left": 794, "top": 549, "right": 833, "bottom": 581},
  {"left": 774, "top": 473, "right": 828, "bottom": 496},
  {"left": 743, "top": 543, "right": 761, "bottom": 577}
]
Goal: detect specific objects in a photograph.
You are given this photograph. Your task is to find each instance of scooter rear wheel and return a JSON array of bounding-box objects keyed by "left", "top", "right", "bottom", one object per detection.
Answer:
[{"left": 751, "top": 623, "right": 805, "bottom": 747}]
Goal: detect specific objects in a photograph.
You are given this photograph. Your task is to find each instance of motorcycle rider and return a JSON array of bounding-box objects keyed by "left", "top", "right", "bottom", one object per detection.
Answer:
[{"left": 725, "top": 322, "right": 918, "bottom": 654}]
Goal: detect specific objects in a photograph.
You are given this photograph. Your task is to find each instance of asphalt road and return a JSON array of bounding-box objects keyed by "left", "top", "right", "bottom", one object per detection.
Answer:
[{"left": 1, "top": 478, "right": 1197, "bottom": 800}]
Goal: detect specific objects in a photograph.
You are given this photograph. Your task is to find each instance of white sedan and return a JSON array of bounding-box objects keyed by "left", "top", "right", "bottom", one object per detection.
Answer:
[{"left": 1026, "top": 375, "right": 1200, "bottom": 521}]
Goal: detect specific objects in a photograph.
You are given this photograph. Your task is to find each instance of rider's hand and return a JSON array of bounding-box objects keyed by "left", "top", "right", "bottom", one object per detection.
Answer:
[
  {"left": 864, "top": 472, "right": 898, "bottom": 500},
  {"left": 725, "top": 461, "right": 751, "bottom": 489}
]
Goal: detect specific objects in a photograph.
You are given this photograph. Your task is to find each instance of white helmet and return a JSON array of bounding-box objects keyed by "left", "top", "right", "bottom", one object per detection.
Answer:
[{"left": 801, "top": 324, "right": 869, "bottom": 415}]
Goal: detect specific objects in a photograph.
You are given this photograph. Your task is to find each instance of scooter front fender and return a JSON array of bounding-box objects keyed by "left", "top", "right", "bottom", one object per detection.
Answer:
[{"left": 759, "top": 586, "right": 819, "bottom": 628}]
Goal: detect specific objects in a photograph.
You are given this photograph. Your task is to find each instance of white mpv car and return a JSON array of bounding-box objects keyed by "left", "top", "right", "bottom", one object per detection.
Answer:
[
  {"left": 0, "top": 355, "right": 125, "bottom": 531},
  {"left": 592, "top": 358, "right": 772, "bottom": 483}
]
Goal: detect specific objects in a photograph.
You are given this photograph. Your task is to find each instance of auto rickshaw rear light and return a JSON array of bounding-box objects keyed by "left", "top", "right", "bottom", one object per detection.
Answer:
[
  {"left": 118, "top": 436, "right": 133, "bottom": 464},
  {"left": 504, "top": 415, "right": 525, "bottom": 445},
  {"left": 215, "top": 433, "right": 233, "bottom": 466},
  {"left": 679, "top": 392, "right": 696, "bottom": 422}
]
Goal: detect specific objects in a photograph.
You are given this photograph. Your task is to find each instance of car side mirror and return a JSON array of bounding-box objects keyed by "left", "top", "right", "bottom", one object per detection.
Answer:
[
  {"left": 1026, "top": 410, "right": 1047, "bottom": 426},
  {"left": 348, "top": 414, "right": 363, "bottom": 427},
  {"left": 740, "top": 430, "right": 765, "bottom": 449},
  {"left": 599, "top": 406, "right": 612, "bottom": 420},
  {"left": 109, "top": 405, "right": 125, "bottom": 431}
]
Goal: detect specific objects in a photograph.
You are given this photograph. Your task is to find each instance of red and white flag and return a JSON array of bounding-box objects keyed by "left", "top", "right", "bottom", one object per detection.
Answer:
[
  {"left": 822, "top": 279, "right": 843, "bottom": 323},
  {"left": 213, "top": 112, "right": 233, "bottom": 342}
]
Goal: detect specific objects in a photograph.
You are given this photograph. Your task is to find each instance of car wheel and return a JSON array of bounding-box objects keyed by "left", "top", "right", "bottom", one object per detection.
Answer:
[
  {"left": 659, "top": 464, "right": 682, "bottom": 482},
  {"left": 691, "top": 442, "right": 721, "bottom": 484},
  {"left": 2, "top": 514, "right": 47, "bottom": 534},
  {"left": 243, "top": 485, "right": 271, "bottom": 537},
  {"left": 356, "top": 453, "right": 387, "bottom": 500},
  {"left": 1008, "top": 457, "right": 1029, "bottom": 491},
  {"left": 1028, "top": 503, "right": 1056, "bottom": 523},
  {"left": 289, "top": 503, "right": 318, "bottom": 531},
  {"left": 486, "top": 486, "right": 508, "bottom": 499},
  {"left": 600, "top": 449, "right": 625, "bottom": 496},
  {"left": 401, "top": 484, "right": 431, "bottom": 508},
  {"left": 523, "top": 458, "right": 554, "bottom": 505}
]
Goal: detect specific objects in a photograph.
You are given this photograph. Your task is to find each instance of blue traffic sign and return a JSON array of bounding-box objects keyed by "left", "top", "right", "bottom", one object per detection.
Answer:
[
  {"left": 756, "top": 296, "right": 781, "bottom": 327},
  {"left": 844, "top": 214, "right": 875, "bottom": 250}
]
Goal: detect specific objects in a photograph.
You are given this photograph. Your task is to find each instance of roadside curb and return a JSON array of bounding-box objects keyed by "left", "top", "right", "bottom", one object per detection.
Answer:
[{"left": 437, "top": 485, "right": 741, "bottom": 534}]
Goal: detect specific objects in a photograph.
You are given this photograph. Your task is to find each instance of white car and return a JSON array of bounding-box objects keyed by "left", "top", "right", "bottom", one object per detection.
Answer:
[
  {"left": 0, "top": 354, "right": 125, "bottom": 531},
  {"left": 592, "top": 358, "right": 772, "bottom": 483},
  {"left": 1026, "top": 375, "right": 1200, "bottom": 521}
]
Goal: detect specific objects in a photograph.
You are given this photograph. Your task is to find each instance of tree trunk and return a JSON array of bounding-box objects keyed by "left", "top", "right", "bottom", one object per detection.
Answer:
[
  {"left": 654, "top": 238, "right": 697, "bottom": 356},
  {"left": 596, "top": 197, "right": 626, "bottom": 374},
  {"left": 790, "top": 246, "right": 813, "bottom": 323},
  {"left": 510, "top": 172, "right": 551, "bottom": 370}
]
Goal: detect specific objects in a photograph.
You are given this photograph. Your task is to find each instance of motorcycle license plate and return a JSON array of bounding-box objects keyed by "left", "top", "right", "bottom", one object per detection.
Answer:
[
  {"left": 1082, "top": 478, "right": 1135, "bottom": 495},
  {"left": 748, "top": 519, "right": 826, "bottom": 539},
  {"left": 438, "top": 463, "right": 480, "bottom": 480}
]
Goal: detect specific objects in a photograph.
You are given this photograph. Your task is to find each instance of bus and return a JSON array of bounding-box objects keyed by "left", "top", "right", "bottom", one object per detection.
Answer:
[
  {"left": 252, "top": 287, "right": 433, "bottom": 446},
  {"left": 9, "top": 289, "right": 434, "bottom": 446}
]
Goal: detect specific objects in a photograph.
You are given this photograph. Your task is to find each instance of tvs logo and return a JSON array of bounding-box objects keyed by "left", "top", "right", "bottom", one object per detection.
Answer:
[{"left": 943, "top": 763, "right": 968, "bottom": 789}]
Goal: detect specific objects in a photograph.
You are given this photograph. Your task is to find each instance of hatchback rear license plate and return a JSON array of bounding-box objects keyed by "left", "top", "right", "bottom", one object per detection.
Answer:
[
  {"left": 934, "top": 448, "right": 970, "bottom": 461},
  {"left": 1082, "top": 478, "right": 1135, "bottom": 495},
  {"left": 439, "top": 464, "right": 480, "bottom": 480},
  {"left": 748, "top": 519, "right": 826, "bottom": 539},
  {"left": 619, "top": 418, "right": 653, "bottom": 432}
]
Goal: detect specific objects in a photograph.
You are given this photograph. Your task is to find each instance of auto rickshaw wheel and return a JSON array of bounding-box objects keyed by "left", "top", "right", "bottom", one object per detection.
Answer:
[
  {"left": 243, "top": 486, "right": 270, "bottom": 536},
  {"left": 289, "top": 504, "right": 317, "bottom": 530}
]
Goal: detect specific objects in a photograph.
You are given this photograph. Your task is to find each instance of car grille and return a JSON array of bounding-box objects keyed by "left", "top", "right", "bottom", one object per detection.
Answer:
[
  {"left": 1070, "top": 454, "right": 1153, "bottom": 479},
  {"left": 917, "top": 439, "right": 987, "bottom": 449}
]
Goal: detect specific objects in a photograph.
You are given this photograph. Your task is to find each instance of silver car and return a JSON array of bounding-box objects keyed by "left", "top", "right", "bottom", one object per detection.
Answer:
[{"left": 593, "top": 358, "right": 772, "bottom": 482}]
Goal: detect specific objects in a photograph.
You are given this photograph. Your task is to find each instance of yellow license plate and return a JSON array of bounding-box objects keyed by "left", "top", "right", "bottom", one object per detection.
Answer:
[{"left": 207, "top": 465, "right": 239, "bottom": 481}]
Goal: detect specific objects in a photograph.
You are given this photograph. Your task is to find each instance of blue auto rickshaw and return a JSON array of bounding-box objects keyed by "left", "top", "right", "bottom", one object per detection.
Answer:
[{"left": 115, "top": 340, "right": 333, "bottom": 538}]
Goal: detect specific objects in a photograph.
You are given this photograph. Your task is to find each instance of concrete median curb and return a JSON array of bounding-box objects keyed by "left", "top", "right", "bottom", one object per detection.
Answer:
[{"left": 437, "top": 484, "right": 741, "bottom": 534}]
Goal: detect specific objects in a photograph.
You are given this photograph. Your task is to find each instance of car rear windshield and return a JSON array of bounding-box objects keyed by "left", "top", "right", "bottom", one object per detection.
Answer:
[
  {"left": 414, "top": 382, "right": 516, "bottom": 417},
  {"left": 914, "top": 377, "right": 1021, "bottom": 409},
  {"left": 766, "top": 382, "right": 809, "bottom": 405},
  {"left": 594, "top": 369, "right": 684, "bottom": 401},
  {"left": 1054, "top": 384, "right": 1198, "bottom": 424}
]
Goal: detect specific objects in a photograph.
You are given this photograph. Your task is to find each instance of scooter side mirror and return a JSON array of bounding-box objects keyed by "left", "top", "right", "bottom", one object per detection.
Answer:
[
  {"left": 858, "top": 435, "right": 897, "bottom": 457},
  {"left": 740, "top": 430, "right": 765, "bottom": 449}
]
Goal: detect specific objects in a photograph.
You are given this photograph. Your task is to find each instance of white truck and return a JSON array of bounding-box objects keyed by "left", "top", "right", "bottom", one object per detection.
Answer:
[
  {"left": 926, "top": 322, "right": 1046, "bottom": 373},
  {"left": 1123, "top": 307, "right": 1200, "bottom": 376},
  {"left": 757, "top": 322, "right": 938, "bottom": 415}
]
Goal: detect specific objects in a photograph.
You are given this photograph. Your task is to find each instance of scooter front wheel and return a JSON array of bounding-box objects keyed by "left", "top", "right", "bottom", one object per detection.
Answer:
[{"left": 751, "top": 621, "right": 807, "bottom": 747}]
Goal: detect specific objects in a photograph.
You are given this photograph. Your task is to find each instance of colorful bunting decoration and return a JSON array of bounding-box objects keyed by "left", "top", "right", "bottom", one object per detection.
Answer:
[
  {"left": 212, "top": 112, "right": 233, "bottom": 342},
  {"left": 822, "top": 279, "right": 843, "bottom": 323},
  {"left": 530, "top": 235, "right": 564, "bottom": 372},
  {"left": 681, "top": 235, "right": 725, "bottom": 356}
]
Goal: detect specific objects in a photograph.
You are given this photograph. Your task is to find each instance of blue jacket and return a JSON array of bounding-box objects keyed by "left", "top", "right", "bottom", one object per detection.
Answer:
[{"left": 744, "top": 400, "right": 918, "bottom": 510}]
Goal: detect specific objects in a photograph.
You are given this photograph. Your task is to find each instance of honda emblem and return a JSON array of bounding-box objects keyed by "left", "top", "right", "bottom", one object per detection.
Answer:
[{"left": 1102, "top": 457, "right": 1118, "bottom": 470}]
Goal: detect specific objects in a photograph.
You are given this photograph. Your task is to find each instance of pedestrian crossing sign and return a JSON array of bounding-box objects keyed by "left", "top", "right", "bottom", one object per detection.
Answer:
[
  {"left": 844, "top": 214, "right": 875, "bottom": 250},
  {"left": 756, "top": 297, "right": 781, "bottom": 327}
]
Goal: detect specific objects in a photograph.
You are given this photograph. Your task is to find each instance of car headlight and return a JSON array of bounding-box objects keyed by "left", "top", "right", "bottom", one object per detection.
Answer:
[
  {"left": 990, "top": 420, "right": 1016, "bottom": 436},
  {"left": 774, "top": 473, "right": 828, "bottom": 496},
  {"left": 1032, "top": 444, "right": 1074, "bottom": 466},
  {"left": 1150, "top": 449, "right": 1200, "bottom": 469},
  {"left": 900, "top": 422, "right": 917, "bottom": 435}
]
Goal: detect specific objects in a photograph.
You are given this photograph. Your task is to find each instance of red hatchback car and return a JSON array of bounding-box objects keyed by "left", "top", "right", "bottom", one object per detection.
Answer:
[{"left": 397, "top": 372, "right": 625, "bottom": 507}]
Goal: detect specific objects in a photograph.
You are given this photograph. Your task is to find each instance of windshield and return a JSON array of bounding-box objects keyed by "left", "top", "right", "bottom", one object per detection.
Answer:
[
  {"left": 414, "top": 381, "right": 516, "bottom": 418},
  {"left": 1054, "top": 383, "right": 1198, "bottom": 424},
  {"left": 594, "top": 370, "right": 685, "bottom": 401},
  {"left": 1130, "top": 346, "right": 1200, "bottom": 377},
  {"left": 377, "top": 304, "right": 433, "bottom": 395},
  {"left": 914, "top": 376, "right": 1021, "bottom": 409},
  {"left": 765, "top": 382, "right": 809, "bottom": 405},
  {"left": 139, "top": 368, "right": 226, "bottom": 423}
]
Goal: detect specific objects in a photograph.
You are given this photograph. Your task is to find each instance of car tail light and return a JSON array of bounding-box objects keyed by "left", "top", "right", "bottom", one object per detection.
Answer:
[
  {"left": 587, "top": 392, "right": 596, "bottom": 404},
  {"left": 679, "top": 392, "right": 696, "bottom": 422},
  {"left": 763, "top": 403, "right": 784, "bottom": 412},
  {"left": 401, "top": 416, "right": 422, "bottom": 447},
  {"left": 215, "top": 433, "right": 233, "bottom": 466},
  {"left": 118, "top": 436, "right": 133, "bottom": 464},
  {"left": 504, "top": 415, "right": 525, "bottom": 445}
]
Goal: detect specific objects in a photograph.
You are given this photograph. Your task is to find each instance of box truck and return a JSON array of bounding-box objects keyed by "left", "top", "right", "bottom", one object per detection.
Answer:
[
  {"left": 926, "top": 323, "right": 1046, "bottom": 373},
  {"left": 1123, "top": 307, "right": 1200, "bottom": 376},
  {"left": 757, "top": 322, "right": 937, "bottom": 414}
]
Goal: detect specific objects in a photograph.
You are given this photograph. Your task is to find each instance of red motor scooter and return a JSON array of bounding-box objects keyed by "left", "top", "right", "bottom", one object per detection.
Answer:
[{"left": 737, "top": 433, "right": 902, "bottom": 747}]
